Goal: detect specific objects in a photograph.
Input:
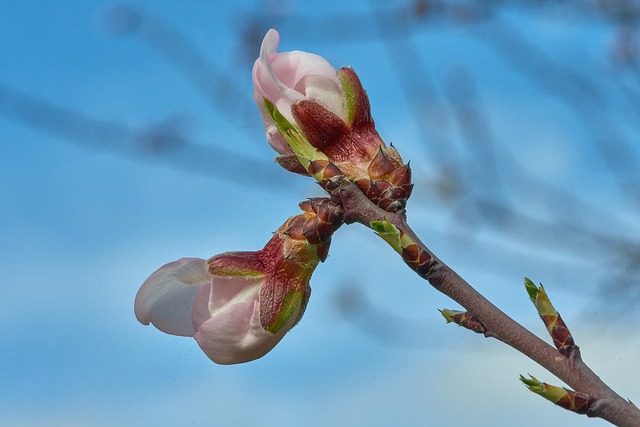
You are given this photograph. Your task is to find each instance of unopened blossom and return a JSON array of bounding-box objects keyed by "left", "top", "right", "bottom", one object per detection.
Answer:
[
  {"left": 252, "top": 29, "right": 345, "bottom": 160},
  {"left": 252, "top": 29, "right": 412, "bottom": 212},
  {"left": 134, "top": 199, "right": 343, "bottom": 364}
]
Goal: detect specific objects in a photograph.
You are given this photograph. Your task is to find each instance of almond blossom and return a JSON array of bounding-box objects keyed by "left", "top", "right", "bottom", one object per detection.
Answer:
[
  {"left": 252, "top": 29, "right": 412, "bottom": 212},
  {"left": 134, "top": 199, "right": 343, "bottom": 364}
]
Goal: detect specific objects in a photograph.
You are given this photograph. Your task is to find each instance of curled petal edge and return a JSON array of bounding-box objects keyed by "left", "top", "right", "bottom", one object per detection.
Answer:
[{"left": 134, "top": 258, "right": 210, "bottom": 337}]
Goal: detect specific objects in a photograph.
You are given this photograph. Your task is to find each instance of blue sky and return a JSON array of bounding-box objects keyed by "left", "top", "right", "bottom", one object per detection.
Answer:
[{"left": 1, "top": 2, "right": 639, "bottom": 426}]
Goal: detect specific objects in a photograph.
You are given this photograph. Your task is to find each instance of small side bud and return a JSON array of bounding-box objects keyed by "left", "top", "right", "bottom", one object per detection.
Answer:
[
  {"left": 283, "top": 198, "right": 344, "bottom": 262},
  {"left": 520, "top": 375, "right": 596, "bottom": 415},
  {"left": 524, "top": 278, "right": 576, "bottom": 357},
  {"left": 370, "top": 220, "right": 404, "bottom": 253},
  {"left": 370, "top": 220, "right": 433, "bottom": 278},
  {"left": 369, "top": 164, "right": 413, "bottom": 212},
  {"left": 439, "top": 309, "right": 487, "bottom": 335}
]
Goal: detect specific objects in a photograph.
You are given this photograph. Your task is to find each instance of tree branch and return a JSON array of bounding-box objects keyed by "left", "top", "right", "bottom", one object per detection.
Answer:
[{"left": 339, "top": 182, "right": 640, "bottom": 427}]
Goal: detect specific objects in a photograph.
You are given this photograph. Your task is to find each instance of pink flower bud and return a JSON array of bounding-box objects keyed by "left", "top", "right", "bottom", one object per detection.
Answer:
[
  {"left": 252, "top": 28, "right": 345, "bottom": 157},
  {"left": 134, "top": 201, "right": 342, "bottom": 364},
  {"left": 252, "top": 30, "right": 413, "bottom": 211}
]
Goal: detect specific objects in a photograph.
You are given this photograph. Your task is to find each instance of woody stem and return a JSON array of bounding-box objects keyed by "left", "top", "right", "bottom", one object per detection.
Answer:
[{"left": 338, "top": 182, "right": 639, "bottom": 427}]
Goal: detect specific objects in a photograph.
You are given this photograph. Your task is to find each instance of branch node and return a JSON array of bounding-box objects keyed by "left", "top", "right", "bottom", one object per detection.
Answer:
[{"left": 567, "top": 344, "right": 582, "bottom": 369}]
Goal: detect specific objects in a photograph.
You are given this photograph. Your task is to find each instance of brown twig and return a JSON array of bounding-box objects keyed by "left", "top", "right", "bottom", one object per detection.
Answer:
[{"left": 338, "top": 181, "right": 640, "bottom": 427}]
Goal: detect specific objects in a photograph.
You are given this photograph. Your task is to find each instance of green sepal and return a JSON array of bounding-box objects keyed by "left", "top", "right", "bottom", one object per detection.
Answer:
[
  {"left": 266, "top": 289, "right": 303, "bottom": 334},
  {"left": 209, "top": 264, "right": 265, "bottom": 278},
  {"left": 370, "top": 220, "right": 417, "bottom": 254},
  {"left": 217, "top": 269, "right": 264, "bottom": 278},
  {"left": 370, "top": 220, "right": 403, "bottom": 253},
  {"left": 339, "top": 69, "right": 357, "bottom": 126},
  {"left": 263, "top": 98, "right": 328, "bottom": 169},
  {"left": 524, "top": 277, "right": 539, "bottom": 299},
  {"left": 439, "top": 309, "right": 462, "bottom": 323},
  {"left": 524, "top": 277, "right": 556, "bottom": 316},
  {"left": 520, "top": 374, "right": 568, "bottom": 404}
]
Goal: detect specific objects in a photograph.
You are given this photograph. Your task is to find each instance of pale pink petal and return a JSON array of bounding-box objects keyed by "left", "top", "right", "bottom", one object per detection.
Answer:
[
  {"left": 299, "top": 74, "right": 346, "bottom": 120},
  {"left": 272, "top": 50, "right": 339, "bottom": 91},
  {"left": 252, "top": 29, "right": 342, "bottom": 155},
  {"left": 252, "top": 79, "right": 292, "bottom": 154},
  {"left": 257, "top": 29, "right": 304, "bottom": 104},
  {"left": 194, "top": 300, "right": 293, "bottom": 365},
  {"left": 134, "top": 258, "right": 210, "bottom": 337},
  {"left": 191, "top": 282, "right": 211, "bottom": 331},
  {"left": 208, "top": 275, "right": 263, "bottom": 314},
  {"left": 252, "top": 30, "right": 296, "bottom": 112},
  {"left": 191, "top": 275, "right": 264, "bottom": 333},
  {"left": 252, "top": 57, "right": 295, "bottom": 154},
  {"left": 253, "top": 58, "right": 293, "bottom": 110},
  {"left": 252, "top": 32, "right": 338, "bottom": 108},
  {"left": 265, "top": 126, "right": 292, "bottom": 155},
  {"left": 260, "top": 28, "right": 279, "bottom": 60}
]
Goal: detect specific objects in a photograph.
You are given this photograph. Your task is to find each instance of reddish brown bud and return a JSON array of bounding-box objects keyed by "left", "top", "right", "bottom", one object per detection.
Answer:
[
  {"left": 378, "top": 185, "right": 412, "bottom": 212},
  {"left": 368, "top": 147, "right": 401, "bottom": 179},
  {"left": 389, "top": 163, "right": 412, "bottom": 187},
  {"left": 292, "top": 100, "right": 350, "bottom": 151},
  {"left": 355, "top": 163, "right": 413, "bottom": 212},
  {"left": 525, "top": 279, "right": 577, "bottom": 358},
  {"left": 541, "top": 313, "right": 576, "bottom": 357},
  {"left": 308, "top": 159, "right": 344, "bottom": 195},
  {"left": 282, "top": 215, "right": 307, "bottom": 241},
  {"left": 314, "top": 239, "right": 331, "bottom": 262},
  {"left": 521, "top": 374, "right": 598, "bottom": 415},
  {"left": 555, "top": 390, "right": 596, "bottom": 414},
  {"left": 299, "top": 198, "right": 344, "bottom": 229},
  {"left": 284, "top": 198, "right": 344, "bottom": 251},
  {"left": 402, "top": 243, "right": 433, "bottom": 278},
  {"left": 275, "top": 154, "right": 310, "bottom": 176},
  {"left": 440, "top": 310, "right": 488, "bottom": 335}
]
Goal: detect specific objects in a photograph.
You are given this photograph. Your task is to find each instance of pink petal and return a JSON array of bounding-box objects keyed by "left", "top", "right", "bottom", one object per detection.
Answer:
[
  {"left": 252, "top": 29, "right": 341, "bottom": 155},
  {"left": 260, "top": 28, "right": 280, "bottom": 60},
  {"left": 208, "top": 274, "right": 263, "bottom": 314},
  {"left": 252, "top": 30, "right": 294, "bottom": 113},
  {"left": 256, "top": 29, "right": 303, "bottom": 104},
  {"left": 194, "top": 300, "right": 292, "bottom": 365},
  {"left": 134, "top": 258, "right": 210, "bottom": 337},
  {"left": 190, "top": 282, "right": 211, "bottom": 332},
  {"left": 192, "top": 274, "right": 264, "bottom": 335},
  {"left": 299, "top": 74, "right": 346, "bottom": 121},
  {"left": 252, "top": 31, "right": 338, "bottom": 111},
  {"left": 266, "top": 126, "right": 292, "bottom": 155},
  {"left": 272, "top": 50, "right": 339, "bottom": 92}
]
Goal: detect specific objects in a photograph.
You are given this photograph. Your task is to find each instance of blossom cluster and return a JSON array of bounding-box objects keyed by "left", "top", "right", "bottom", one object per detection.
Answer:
[{"left": 135, "top": 29, "right": 411, "bottom": 364}]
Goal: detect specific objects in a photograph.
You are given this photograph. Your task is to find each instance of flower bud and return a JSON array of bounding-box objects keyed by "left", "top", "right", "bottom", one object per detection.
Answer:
[
  {"left": 524, "top": 278, "right": 576, "bottom": 357},
  {"left": 252, "top": 29, "right": 344, "bottom": 164},
  {"left": 520, "top": 375, "right": 596, "bottom": 415},
  {"left": 252, "top": 29, "right": 412, "bottom": 211},
  {"left": 439, "top": 309, "right": 487, "bottom": 335},
  {"left": 134, "top": 199, "right": 343, "bottom": 364}
]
